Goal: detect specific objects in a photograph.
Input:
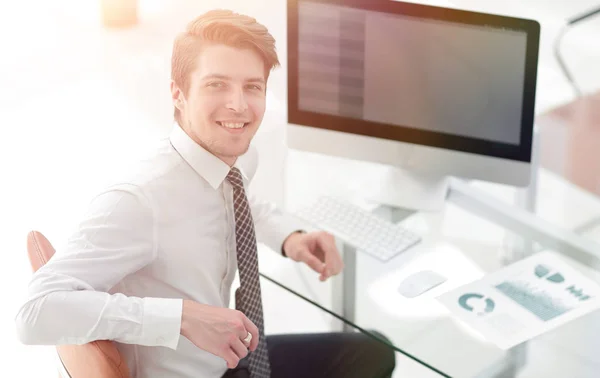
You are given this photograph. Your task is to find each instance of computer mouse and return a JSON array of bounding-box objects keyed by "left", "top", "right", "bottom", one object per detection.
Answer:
[{"left": 398, "top": 270, "right": 447, "bottom": 298}]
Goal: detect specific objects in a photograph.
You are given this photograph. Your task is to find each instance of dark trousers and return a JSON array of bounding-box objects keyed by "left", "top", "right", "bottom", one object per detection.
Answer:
[{"left": 222, "top": 331, "right": 396, "bottom": 378}]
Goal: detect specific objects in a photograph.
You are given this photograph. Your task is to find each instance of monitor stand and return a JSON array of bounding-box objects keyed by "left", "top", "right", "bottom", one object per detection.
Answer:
[{"left": 364, "top": 166, "right": 450, "bottom": 212}]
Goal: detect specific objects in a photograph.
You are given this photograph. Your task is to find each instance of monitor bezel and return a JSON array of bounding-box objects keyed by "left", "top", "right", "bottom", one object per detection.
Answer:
[{"left": 287, "top": 0, "right": 540, "bottom": 163}]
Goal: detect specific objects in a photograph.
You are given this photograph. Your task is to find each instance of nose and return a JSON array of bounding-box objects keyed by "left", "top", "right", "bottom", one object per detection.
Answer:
[{"left": 225, "top": 87, "right": 248, "bottom": 113}]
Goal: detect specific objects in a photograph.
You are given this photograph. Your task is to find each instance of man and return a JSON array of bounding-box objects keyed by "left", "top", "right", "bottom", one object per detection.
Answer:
[{"left": 15, "top": 9, "right": 395, "bottom": 378}]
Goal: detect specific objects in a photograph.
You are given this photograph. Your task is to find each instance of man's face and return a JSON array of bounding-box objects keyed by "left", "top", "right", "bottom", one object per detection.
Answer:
[{"left": 172, "top": 43, "right": 267, "bottom": 166}]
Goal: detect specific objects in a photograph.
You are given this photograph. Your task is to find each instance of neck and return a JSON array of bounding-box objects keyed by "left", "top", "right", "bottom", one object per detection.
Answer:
[{"left": 222, "top": 156, "right": 237, "bottom": 167}]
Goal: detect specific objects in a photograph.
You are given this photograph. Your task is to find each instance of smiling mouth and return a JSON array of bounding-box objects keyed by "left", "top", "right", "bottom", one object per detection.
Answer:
[{"left": 217, "top": 121, "right": 250, "bottom": 129}]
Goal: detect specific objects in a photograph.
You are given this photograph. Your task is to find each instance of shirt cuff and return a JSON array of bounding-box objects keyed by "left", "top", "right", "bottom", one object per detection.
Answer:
[{"left": 141, "top": 297, "right": 183, "bottom": 350}]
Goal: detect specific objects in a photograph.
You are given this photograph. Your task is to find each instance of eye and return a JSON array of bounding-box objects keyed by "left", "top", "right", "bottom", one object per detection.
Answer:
[
  {"left": 208, "top": 81, "right": 225, "bottom": 88},
  {"left": 246, "top": 84, "right": 263, "bottom": 91}
]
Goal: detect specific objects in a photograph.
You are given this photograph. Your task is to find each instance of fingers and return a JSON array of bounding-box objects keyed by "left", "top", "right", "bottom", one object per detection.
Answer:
[
  {"left": 299, "top": 247, "right": 326, "bottom": 276},
  {"left": 223, "top": 348, "right": 241, "bottom": 369},
  {"left": 230, "top": 338, "right": 249, "bottom": 361},
  {"left": 241, "top": 312, "right": 260, "bottom": 352},
  {"left": 222, "top": 312, "right": 257, "bottom": 368},
  {"left": 318, "top": 233, "right": 343, "bottom": 280}
]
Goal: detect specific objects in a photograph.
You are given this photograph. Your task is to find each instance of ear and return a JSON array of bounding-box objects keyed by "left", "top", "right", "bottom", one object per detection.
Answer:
[{"left": 170, "top": 80, "right": 185, "bottom": 111}]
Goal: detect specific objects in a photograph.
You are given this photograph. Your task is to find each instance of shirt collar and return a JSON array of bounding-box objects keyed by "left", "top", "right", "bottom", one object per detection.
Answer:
[{"left": 169, "top": 122, "right": 255, "bottom": 190}]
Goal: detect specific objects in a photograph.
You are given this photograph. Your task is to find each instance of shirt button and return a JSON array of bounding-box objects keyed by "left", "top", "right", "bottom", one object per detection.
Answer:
[{"left": 157, "top": 337, "right": 165, "bottom": 343}]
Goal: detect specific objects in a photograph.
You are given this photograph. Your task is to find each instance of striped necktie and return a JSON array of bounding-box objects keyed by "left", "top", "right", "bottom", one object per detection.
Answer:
[{"left": 226, "top": 167, "right": 271, "bottom": 377}]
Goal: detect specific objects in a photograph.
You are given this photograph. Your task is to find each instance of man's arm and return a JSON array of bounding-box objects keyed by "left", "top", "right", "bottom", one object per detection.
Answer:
[
  {"left": 14, "top": 184, "right": 182, "bottom": 350},
  {"left": 247, "top": 191, "right": 306, "bottom": 256}
]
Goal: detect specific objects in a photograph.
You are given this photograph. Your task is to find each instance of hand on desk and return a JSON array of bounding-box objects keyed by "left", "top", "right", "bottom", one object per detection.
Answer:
[
  {"left": 180, "top": 300, "right": 259, "bottom": 368},
  {"left": 283, "top": 231, "right": 344, "bottom": 281}
]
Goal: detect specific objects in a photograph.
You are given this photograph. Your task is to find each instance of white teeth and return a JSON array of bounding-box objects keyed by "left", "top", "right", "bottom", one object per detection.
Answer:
[{"left": 221, "top": 122, "right": 245, "bottom": 129}]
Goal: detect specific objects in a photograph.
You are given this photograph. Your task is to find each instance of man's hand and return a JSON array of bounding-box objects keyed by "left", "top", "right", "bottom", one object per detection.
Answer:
[
  {"left": 180, "top": 300, "right": 259, "bottom": 369},
  {"left": 283, "top": 231, "right": 343, "bottom": 281}
]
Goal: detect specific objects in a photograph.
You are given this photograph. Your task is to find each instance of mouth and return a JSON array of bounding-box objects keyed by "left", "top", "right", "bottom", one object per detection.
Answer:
[{"left": 217, "top": 121, "right": 250, "bottom": 130}]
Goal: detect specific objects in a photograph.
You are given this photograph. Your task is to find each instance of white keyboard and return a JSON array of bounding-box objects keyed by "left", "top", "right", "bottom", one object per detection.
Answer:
[{"left": 294, "top": 196, "right": 421, "bottom": 262}]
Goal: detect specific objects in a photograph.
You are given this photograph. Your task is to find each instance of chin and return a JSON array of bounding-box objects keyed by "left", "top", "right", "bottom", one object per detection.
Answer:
[
  {"left": 223, "top": 145, "right": 250, "bottom": 159},
  {"left": 235, "top": 145, "right": 251, "bottom": 157}
]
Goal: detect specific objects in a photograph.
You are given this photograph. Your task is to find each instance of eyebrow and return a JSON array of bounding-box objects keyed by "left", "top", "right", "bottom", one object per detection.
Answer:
[{"left": 201, "top": 74, "right": 265, "bottom": 84}]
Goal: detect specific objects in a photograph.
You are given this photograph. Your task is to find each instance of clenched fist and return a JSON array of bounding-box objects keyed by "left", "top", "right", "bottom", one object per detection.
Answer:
[{"left": 180, "top": 300, "right": 259, "bottom": 368}]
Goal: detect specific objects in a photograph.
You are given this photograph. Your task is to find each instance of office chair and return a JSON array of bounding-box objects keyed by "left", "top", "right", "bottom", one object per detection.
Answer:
[{"left": 26, "top": 230, "right": 131, "bottom": 378}]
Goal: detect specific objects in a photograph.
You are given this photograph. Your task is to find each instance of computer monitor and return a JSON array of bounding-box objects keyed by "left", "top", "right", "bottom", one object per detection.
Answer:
[{"left": 286, "top": 0, "right": 540, "bottom": 210}]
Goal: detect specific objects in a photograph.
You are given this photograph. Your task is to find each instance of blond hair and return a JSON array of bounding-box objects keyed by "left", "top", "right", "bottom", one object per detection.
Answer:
[{"left": 171, "top": 10, "right": 280, "bottom": 123}]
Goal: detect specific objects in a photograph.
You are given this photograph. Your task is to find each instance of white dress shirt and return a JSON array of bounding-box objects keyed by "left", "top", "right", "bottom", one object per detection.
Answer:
[{"left": 15, "top": 123, "right": 305, "bottom": 377}]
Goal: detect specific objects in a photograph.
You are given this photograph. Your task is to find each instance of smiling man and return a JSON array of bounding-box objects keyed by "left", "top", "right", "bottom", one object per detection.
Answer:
[
  {"left": 172, "top": 43, "right": 266, "bottom": 166},
  {"left": 15, "top": 9, "right": 395, "bottom": 378}
]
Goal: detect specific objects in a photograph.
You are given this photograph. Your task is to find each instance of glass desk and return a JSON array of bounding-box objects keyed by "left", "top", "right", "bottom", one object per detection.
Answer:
[{"left": 258, "top": 150, "right": 600, "bottom": 378}]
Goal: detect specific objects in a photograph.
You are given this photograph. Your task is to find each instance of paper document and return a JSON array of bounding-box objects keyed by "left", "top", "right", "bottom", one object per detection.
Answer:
[{"left": 437, "top": 250, "right": 600, "bottom": 349}]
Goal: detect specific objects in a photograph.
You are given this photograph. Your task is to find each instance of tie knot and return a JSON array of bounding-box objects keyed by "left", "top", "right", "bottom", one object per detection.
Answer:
[{"left": 226, "top": 167, "right": 244, "bottom": 190}]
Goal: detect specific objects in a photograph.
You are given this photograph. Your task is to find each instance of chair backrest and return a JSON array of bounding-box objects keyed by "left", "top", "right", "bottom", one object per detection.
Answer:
[{"left": 26, "top": 231, "right": 131, "bottom": 378}]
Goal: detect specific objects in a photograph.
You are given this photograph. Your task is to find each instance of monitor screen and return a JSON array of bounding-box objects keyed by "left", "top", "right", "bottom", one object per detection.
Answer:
[{"left": 288, "top": 0, "right": 540, "bottom": 162}]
